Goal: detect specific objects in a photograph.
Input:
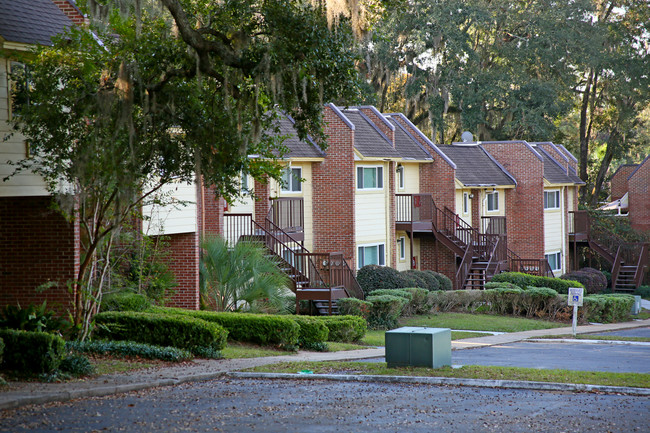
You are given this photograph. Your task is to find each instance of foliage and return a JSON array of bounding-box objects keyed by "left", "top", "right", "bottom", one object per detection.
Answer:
[
  {"left": 199, "top": 236, "right": 290, "bottom": 312},
  {"left": 67, "top": 339, "right": 193, "bottom": 362},
  {"left": 0, "top": 302, "right": 71, "bottom": 336},
  {"left": 426, "top": 271, "right": 453, "bottom": 291},
  {"left": 93, "top": 311, "right": 228, "bottom": 353},
  {"left": 491, "top": 272, "right": 583, "bottom": 294},
  {"left": 583, "top": 294, "right": 635, "bottom": 324},
  {"left": 318, "top": 316, "right": 367, "bottom": 343},
  {"left": 399, "top": 270, "right": 439, "bottom": 291},
  {"left": 427, "top": 290, "right": 484, "bottom": 313},
  {"left": 368, "top": 289, "right": 413, "bottom": 301},
  {"left": 101, "top": 292, "right": 151, "bottom": 312},
  {"left": 365, "top": 295, "right": 408, "bottom": 330},
  {"left": 0, "top": 337, "right": 3, "bottom": 365},
  {"left": 483, "top": 288, "right": 525, "bottom": 316},
  {"left": 560, "top": 268, "right": 608, "bottom": 294},
  {"left": 635, "top": 286, "right": 650, "bottom": 300},
  {"left": 520, "top": 287, "right": 559, "bottom": 318},
  {"left": 59, "top": 353, "right": 94, "bottom": 376},
  {"left": 289, "top": 316, "right": 330, "bottom": 351},
  {"left": 0, "top": 329, "right": 66, "bottom": 374},
  {"left": 402, "top": 288, "right": 430, "bottom": 315},
  {"left": 356, "top": 265, "right": 405, "bottom": 295},
  {"left": 152, "top": 307, "right": 300, "bottom": 351},
  {"left": 484, "top": 282, "right": 524, "bottom": 291},
  {"left": 336, "top": 298, "right": 372, "bottom": 319}
]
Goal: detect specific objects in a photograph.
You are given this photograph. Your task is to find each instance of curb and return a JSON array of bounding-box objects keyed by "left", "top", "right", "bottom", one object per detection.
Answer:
[
  {"left": 228, "top": 371, "right": 650, "bottom": 396},
  {"left": 527, "top": 338, "right": 650, "bottom": 346}
]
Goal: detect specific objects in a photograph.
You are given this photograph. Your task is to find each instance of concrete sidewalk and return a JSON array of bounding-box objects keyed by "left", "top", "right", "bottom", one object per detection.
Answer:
[{"left": 1, "top": 318, "right": 649, "bottom": 410}]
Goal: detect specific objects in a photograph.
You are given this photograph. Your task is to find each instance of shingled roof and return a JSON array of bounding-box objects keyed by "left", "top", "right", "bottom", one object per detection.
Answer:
[
  {"left": 437, "top": 144, "right": 516, "bottom": 187},
  {"left": 387, "top": 117, "right": 432, "bottom": 161},
  {"left": 0, "top": 0, "right": 72, "bottom": 46},
  {"left": 340, "top": 109, "right": 401, "bottom": 158},
  {"left": 535, "top": 146, "right": 584, "bottom": 185},
  {"left": 274, "top": 115, "right": 325, "bottom": 159}
]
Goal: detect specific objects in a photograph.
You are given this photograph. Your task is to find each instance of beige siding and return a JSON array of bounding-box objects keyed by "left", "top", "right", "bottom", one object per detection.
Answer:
[
  {"left": 355, "top": 162, "right": 390, "bottom": 264},
  {"left": 544, "top": 187, "right": 565, "bottom": 275},
  {"left": 479, "top": 188, "right": 506, "bottom": 218},
  {"left": 400, "top": 162, "right": 420, "bottom": 194},
  {"left": 227, "top": 173, "right": 255, "bottom": 217},
  {"left": 0, "top": 57, "right": 49, "bottom": 197},
  {"left": 142, "top": 179, "right": 197, "bottom": 236},
  {"left": 271, "top": 162, "right": 314, "bottom": 251},
  {"left": 455, "top": 189, "right": 472, "bottom": 226},
  {"left": 395, "top": 231, "right": 420, "bottom": 272}
]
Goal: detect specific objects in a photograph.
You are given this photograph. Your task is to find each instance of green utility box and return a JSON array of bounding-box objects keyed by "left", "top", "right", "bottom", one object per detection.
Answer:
[{"left": 385, "top": 327, "right": 451, "bottom": 368}]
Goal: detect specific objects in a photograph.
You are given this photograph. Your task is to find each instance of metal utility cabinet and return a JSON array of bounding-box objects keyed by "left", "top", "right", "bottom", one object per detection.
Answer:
[{"left": 385, "top": 327, "right": 451, "bottom": 368}]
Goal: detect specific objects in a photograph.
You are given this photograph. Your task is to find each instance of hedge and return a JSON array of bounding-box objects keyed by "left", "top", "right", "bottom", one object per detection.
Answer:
[
  {"left": 150, "top": 307, "right": 300, "bottom": 350},
  {"left": 289, "top": 316, "right": 330, "bottom": 350},
  {"left": 426, "top": 271, "right": 453, "bottom": 291},
  {"left": 583, "top": 294, "right": 634, "bottom": 323},
  {"left": 368, "top": 289, "right": 413, "bottom": 301},
  {"left": 67, "top": 340, "right": 194, "bottom": 362},
  {"left": 318, "top": 316, "right": 367, "bottom": 342},
  {"left": 366, "top": 295, "right": 407, "bottom": 330},
  {"left": 101, "top": 292, "right": 151, "bottom": 312},
  {"left": 560, "top": 268, "right": 607, "bottom": 294},
  {"left": 93, "top": 311, "right": 228, "bottom": 353},
  {"left": 0, "top": 329, "right": 65, "bottom": 373},
  {"left": 491, "top": 272, "right": 584, "bottom": 294},
  {"left": 403, "top": 287, "right": 430, "bottom": 315},
  {"left": 336, "top": 298, "right": 372, "bottom": 318},
  {"left": 399, "top": 270, "right": 440, "bottom": 291},
  {"left": 356, "top": 265, "right": 405, "bottom": 295}
]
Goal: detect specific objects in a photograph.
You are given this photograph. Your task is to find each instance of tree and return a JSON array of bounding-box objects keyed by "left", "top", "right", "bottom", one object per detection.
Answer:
[{"left": 8, "top": 1, "right": 361, "bottom": 338}]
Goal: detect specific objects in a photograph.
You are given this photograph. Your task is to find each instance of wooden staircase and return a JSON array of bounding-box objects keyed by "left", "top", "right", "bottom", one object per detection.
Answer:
[
  {"left": 569, "top": 211, "right": 649, "bottom": 292},
  {"left": 224, "top": 199, "right": 362, "bottom": 315}
]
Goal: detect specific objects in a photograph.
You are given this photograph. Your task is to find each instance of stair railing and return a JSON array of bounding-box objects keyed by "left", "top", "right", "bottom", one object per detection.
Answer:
[
  {"left": 267, "top": 197, "right": 304, "bottom": 235},
  {"left": 611, "top": 246, "right": 623, "bottom": 289},
  {"left": 456, "top": 242, "right": 474, "bottom": 290},
  {"left": 634, "top": 243, "right": 649, "bottom": 288}
]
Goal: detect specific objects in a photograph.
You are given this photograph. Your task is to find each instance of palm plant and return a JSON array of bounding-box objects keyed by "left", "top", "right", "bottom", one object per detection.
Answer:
[{"left": 199, "top": 236, "right": 290, "bottom": 312}]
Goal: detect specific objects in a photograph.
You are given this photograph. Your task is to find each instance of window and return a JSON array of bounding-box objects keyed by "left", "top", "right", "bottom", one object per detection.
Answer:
[
  {"left": 545, "top": 251, "right": 562, "bottom": 271},
  {"left": 357, "top": 166, "right": 383, "bottom": 190},
  {"left": 9, "top": 62, "right": 32, "bottom": 119},
  {"left": 544, "top": 190, "right": 560, "bottom": 209},
  {"left": 397, "top": 165, "right": 405, "bottom": 190},
  {"left": 463, "top": 192, "right": 469, "bottom": 214},
  {"left": 358, "top": 243, "right": 385, "bottom": 268},
  {"left": 486, "top": 191, "right": 499, "bottom": 212},
  {"left": 397, "top": 237, "right": 406, "bottom": 261},
  {"left": 281, "top": 167, "right": 302, "bottom": 192},
  {"left": 240, "top": 172, "right": 250, "bottom": 194}
]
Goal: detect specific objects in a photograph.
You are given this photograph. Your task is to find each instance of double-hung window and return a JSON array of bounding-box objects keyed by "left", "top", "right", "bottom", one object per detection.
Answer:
[
  {"left": 463, "top": 192, "right": 469, "bottom": 215},
  {"left": 357, "top": 166, "right": 383, "bottom": 190},
  {"left": 544, "top": 190, "right": 560, "bottom": 210},
  {"left": 397, "top": 165, "right": 405, "bottom": 190},
  {"left": 358, "top": 243, "right": 385, "bottom": 268},
  {"left": 486, "top": 191, "right": 499, "bottom": 212},
  {"left": 281, "top": 167, "right": 302, "bottom": 193},
  {"left": 545, "top": 251, "right": 562, "bottom": 272},
  {"left": 397, "top": 237, "right": 406, "bottom": 261}
]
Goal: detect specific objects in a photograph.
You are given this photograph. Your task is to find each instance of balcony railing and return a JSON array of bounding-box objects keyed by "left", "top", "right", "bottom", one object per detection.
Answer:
[
  {"left": 268, "top": 197, "right": 304, "bottom": 234},
  {"left": 510, "top": 258, "right": 554, "bottom": 277}
]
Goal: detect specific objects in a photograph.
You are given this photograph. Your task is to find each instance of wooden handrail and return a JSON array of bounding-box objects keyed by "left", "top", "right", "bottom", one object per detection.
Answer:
[
  {"left": 633, "top": 243, "right": 649, "bottom": 288},
  {"left": 456, "top": 242, "right": 474, "bottom": 290}
]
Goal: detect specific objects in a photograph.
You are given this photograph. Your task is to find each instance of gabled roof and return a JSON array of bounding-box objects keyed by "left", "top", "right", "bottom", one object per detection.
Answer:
[
  {"left": 437, "top": 144, "right": 516, "bottom": 187},
  {"left": 340, "top": 109, "right": 401, "bottom": 158},
  {"left": 535, "top": 146, "right": 584, "bottom": 185},
  {"left": 628, "top": 155, "right": 650, "bottom": 180},
  {"left": 272, "top": 114, "right": 325, "bottom": 159},
  {"left": 0, "top": 0, "right": 72, "bottom": 46},
  {"left": 386, "top": 117, "right": 432, "bottom": 161}
]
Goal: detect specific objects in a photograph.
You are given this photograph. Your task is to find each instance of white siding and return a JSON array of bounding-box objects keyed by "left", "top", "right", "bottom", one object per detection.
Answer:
[
  {"left": 142, "top": 179, "right": 197, "bottom": 236},
  {"left": 355, "top": 162, "right": 390, "bottom": 262},
  {"left": 455, "top": 189, "right": 472, "bottom": 226},
  {"left": 401, "top": 162, "right": 420, "bottom": 194},
  {"left": 227, "top": 173, "right": 255, "bottom": 217},
  {"left": 544, "top": 187, "right": 565, "bottom": 275},
  {"left": 0, "top": 57, "right": 48, "bottom": 197},
  {"left": 395, "top": 232, "right": 420, "bottom": 272}
]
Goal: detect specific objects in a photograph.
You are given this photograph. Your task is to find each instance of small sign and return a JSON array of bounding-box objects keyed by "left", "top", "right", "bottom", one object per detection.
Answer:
[{"left": 568, "top": 287, "right": 584, "bottom": 307}]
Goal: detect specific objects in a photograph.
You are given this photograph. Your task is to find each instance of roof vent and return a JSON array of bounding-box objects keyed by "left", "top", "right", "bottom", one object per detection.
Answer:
[{"left": 461, "top": 131, "right": 474, "bottom": 143}]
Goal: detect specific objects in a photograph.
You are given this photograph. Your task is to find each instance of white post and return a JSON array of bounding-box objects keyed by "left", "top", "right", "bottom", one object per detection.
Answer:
[{"left": 572, "top": 304, "right": 578, "bottom": 337}]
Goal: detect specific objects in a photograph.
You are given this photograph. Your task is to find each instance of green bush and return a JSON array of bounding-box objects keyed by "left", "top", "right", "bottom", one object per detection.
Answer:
[
  {"left": 584, "top": 294, "right": 635, "bottom": 323},
  {"left": 402, "top": 287, "right": 430, "bottom": 315},
  {"left": 483, "top": 287, "right": 524, "bottom": 315},
  {"left": 491, "top": 272, "right": 583, "bottom": 294},
  {"left": 634, "top": 286, "right": 650, "bottom": 299},
  {"left": 405, "top": 270, "right": 440, "bottom": 291},
  {"left": 0, "top": 302, "right": 70, "bottom": 335},
  {"left": 336, "top": 298, "right": 372, "bottom": 318},
  {"left": 101, "top": 292, "right": 151, "bottom": 312},
  {"left": 426, "top": 270, "right": 452, "bottom": 291},
  {"left": 428, "top": 290, "right": 484, "bottom": 313},
  {"left": 368, "top": 289, "right": 413, "bottom": 301},
  {"left": 484, "top": 282, "right": 523, "bottom": 291},
  {"left": 356, "top": 265, "right": 405, "bottom": 295},
  {"left": 520, "top": 287, "right": 559, "bottom": 318},
  {"left": 59, "top": 353, "right": 94, "bottom": 376},
  {"left": 0, "top": 329, "right": 65, "bottom": 374},
  {"left": 93, "top": 311, "right": 228, "bottom": 353},
  {"left": 560, "top": 268, "right": 607, "bottom": 294},
  {"left": 318, "top": 316, "right": 367, "bottom": 342},
  {"left": 151, "top": 307, "right": 299, "bottom": 351},
  {"left": 366, "top": 295, "right": 407, "bottom": 330},
  {"left": 289, "top": 316, "right": 330, "bottom": 351},
  {"left": 67, "top": 340, "right": 193, "bottom": 362}
]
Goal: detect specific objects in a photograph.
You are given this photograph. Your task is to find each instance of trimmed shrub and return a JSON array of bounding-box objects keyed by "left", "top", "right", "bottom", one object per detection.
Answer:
[
  {"left": 289, "top": 316, "right": 329, "bottom": 351},
  {"left": 560, "top": 268, "right": 607, "bottom": 294},
  {"left": 67, "top": 340, "right": 193, "bottom": 362},
  {"left": 428, "top": 290, "right": 484, "bottom": 313},
  {"left": 59, "top": 354, "right": 94, "bottom": 376},
  {"left": 356, "top": 265, "right": 404, "bottom": 295},
  {"left": 318, "top": 316, "right": 367, "bottom": 342},
  {"left": 520, "top": 287, "right": 559, "bottom": 318},
  {"left": 403, "top": 288, "right": 430, "bottom": 315},
  {"left": 584, "top": 294, "right": 635, "bottom": 323},
  {"left": 491, "top": 272, "right": 583, "bottom": 294},
  {"left": 101, "top": 292, "right": 151, "bottom": 312},
  {"left": 151, "top": 307, "right": 299, "bottom": 351},
  {"left": 366, "top": 295, "right": 407, "bottom": 330},
  {"left": 426, "top": 271, "right": 452, "bottom": 291},
  {"left": 337, "top": 298, "right": 372, "bottom": 319},
  {"left": 399, "top": 270, "right": 440, "bottom": 291},
  {"left": 0, "top": 329, "right": 65, "bottom": 374},
  {"left": 483, "top": 287, "right": 524, "bottom": 315},
  {"left": 484, "top": 282, "right": 524, "bottom": 291},
  {"left": 93, "top": 311, "right": 228, "bottom": 353},
  {"left": 368, "top": 289, "right": 413, "bottom": 301}
]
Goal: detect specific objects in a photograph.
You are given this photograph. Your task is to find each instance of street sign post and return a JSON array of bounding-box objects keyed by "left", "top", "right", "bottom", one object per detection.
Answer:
[{"left": 567, "top": 287, "right": 584, "bottom": 337}]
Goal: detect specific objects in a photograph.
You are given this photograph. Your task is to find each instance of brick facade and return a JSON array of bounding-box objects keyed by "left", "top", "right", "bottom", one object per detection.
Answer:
[
  {"left": 610, "top": 164, "right": 638, "bottom": 201},
  {"left": 0, "top": 196, "right": 78, "bottom": 312},
  {"left": 627, "top": 158, "right": 650, "bottom": 233},
  {"left": 52, "top": 0, "right": 85, "bottom": 25},
  {"left": 162, "top": 231, "right": 200, "bottom": 309}
]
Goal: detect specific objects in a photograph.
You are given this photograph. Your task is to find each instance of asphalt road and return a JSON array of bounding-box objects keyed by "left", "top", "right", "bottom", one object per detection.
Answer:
[{"left": 1, "top": 378, "right": 647, "bottom": 433}]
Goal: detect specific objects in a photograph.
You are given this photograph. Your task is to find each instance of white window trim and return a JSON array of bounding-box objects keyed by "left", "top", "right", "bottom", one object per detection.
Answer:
[
  {"left": 281, "top": 167, "right": 302, "bottom": 193},
  {"left": 486, "top": 191, "right": 499, "bottom": 212},
  {"left": 356, "top": 166, "right": 384, "bottom": 191},
  {"left": 397, "top": 166, "right": 405, "bottom": 190},
  {"left": 397, "top": 236, "right": 406, "bottom": 261},
  {"left": 544, "top": 190, "right": 561, "bottom": 210},
  {"left": 463, "top": 192, "right": 469, "bottom": 215},
  {"left": 357, "top": 242, "right": 386, "bottom": 269},
  {"left": 545, "top": 251, "right": 562, "bottom": 272}
]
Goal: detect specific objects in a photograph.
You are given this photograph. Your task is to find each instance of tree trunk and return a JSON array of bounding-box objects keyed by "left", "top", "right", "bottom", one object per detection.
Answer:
[
  {"left": 578, "top": 71, "right": 593, "bottom": 193},
  {"left": 590, "top": 126, "right": 619, "bottom": 207}
]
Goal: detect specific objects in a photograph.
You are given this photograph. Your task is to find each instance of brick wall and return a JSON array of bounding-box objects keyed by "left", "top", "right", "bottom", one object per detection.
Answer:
[
  {"left": 52, "top": 0, "right": 85, "bottom": 25},
  {"left": 388, "top": 160, "right": 396, "bottom": 267},
  {"left": 628, "top": 158, "right": 650, "bottom": 233},
  {"left": 537, "top": 143, "right": 568, "bottom": 174},
  {"left": 197, "top": 181, "right": 225, "bottom": 237},
  {"left": 254, "top": 177, "right": 272, "bottom": 221},
  {"left": 610, "top": 164, "right": 638, "bottom": 201},
  {"left": 161, "top": 231, "right": 200, "bottom": 309},
  {"left": 0, "top": 196, "right": 78, "bottom": 312},
  {"left": 480, "top": 142, "right": 545, "bottom": 260},
  {"left": 359, "top": 107, "right": 395, "bottom": 146},
  {"left": 312, "top": 106, "right": 356, "bottom": 267}
]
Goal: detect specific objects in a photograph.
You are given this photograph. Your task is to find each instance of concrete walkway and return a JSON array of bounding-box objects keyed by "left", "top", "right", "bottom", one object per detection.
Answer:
[{"left": 1, "top": 318, "right": 649, "bottom": 410}]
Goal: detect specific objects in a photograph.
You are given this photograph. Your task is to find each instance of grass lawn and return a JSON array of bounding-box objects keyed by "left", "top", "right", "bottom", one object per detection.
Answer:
[{"left": 246, "top": 361, "right": 650, "bottom": 389}]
